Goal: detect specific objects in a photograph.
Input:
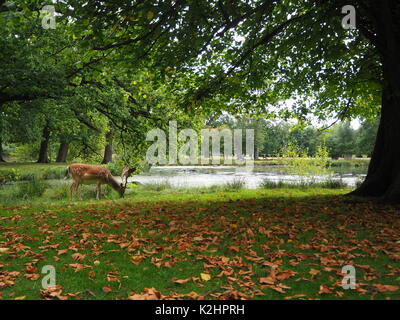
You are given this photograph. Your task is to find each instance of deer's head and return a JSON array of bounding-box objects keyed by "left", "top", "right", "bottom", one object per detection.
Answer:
[
  {"left": 121, "top": 167, "right": 137, "bottom": 182},
  {"left": 119, "top": 167, "right": 137, "bottom": 197}
]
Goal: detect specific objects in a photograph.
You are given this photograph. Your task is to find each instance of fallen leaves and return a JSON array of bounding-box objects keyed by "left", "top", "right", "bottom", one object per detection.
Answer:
[
  {"left": 41, "top": 285, "right": 68, "bottom": 300},
  {"left": 24, "top": 273, "right": 40, "bottom": 281},
  {"left": 228, "top": 246, "right": 240, "bottom": 253},
  {"left": 102, "top": 286, "right": 112, "bottom": 293},
  {"left": 1, "top": 194, "right": 400, "bottom": 301},
  {"left": 285, "top": 294, "right": 307, "bottom": 300},
  {"left": 68, "top": 263, "right": 92, "bottom": 272},
  {"left": 71, "top": 253, "right": 86, "bottom": 261},
  {"left": 319, "top": 285, "right": 332, "bottom": 294},
  {"left": 263, "top": 283, "right": 291, "bottom": 294},
  {"left": 171, "top": 277, "right": 191, "bottom": 284},
  {"left": 128, "top": 287, "right": 163, "bottom": 300},
  {"left": 372, "top": 284, "right": 400, "bottom": 292},
  {"left": 106, "top": 274, "right": 119, "bottom": 283},
  {"left": 259, "top": 276, "right": 275, "bottom": 285},
  {"left": 130, "top": 255, "right": 144, "bottom": 265},
  {"left": 57, "top": 249, "right": 68, "bottom": 256},
  {"left": 259, "top": 269, "right": 296, "bottom": 285},
  {"left": 276, "top": 270, "right": 297, "bottom": 281},
  {"left": 0, "top": 271, "right": 20, "bottom": 289}
]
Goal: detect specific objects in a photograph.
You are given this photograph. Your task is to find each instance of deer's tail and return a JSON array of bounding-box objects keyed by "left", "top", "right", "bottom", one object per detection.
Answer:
[{"left": 64, "top": 166, "right": 70, "bottom": 180}]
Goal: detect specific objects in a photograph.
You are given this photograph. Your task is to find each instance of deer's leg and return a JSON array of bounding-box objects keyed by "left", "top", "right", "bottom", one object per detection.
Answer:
[
  {"left": 70, "top": 182, "right": 76, "bottom": 200},
  {"left": 76, "top": 183, "right": 82, "bottom": 200},
  {"left": 96, "top": 183, "right": 101, "bottom": 200}
]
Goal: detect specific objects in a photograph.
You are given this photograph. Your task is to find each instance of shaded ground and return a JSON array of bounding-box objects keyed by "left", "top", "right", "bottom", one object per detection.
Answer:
[{"left": 0, "top": 189, "right": 399, "bottom": 300}]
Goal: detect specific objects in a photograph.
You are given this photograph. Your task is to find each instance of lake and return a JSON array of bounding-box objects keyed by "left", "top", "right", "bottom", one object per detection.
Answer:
[{"left": 129, "top": 165, "right": 367, "bottom": 189}]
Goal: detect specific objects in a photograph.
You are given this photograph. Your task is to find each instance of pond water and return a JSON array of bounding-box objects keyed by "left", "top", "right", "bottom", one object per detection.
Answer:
[{"left": 129, "top": 165, "right": 367, "bottom": 189}]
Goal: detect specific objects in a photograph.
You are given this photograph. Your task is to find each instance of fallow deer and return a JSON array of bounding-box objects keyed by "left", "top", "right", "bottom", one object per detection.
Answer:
[{"left": 66, "top": 164, "right": 135, "bottom": 200}]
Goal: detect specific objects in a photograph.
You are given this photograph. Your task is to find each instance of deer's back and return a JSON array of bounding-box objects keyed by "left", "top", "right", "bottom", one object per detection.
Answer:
[{"left": 69, "top": 163, "right": 112, "bottom": 183}]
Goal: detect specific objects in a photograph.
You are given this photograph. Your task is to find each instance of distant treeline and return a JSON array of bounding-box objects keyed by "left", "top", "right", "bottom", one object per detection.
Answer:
[
  {"left": 2, "top": 115, "right": 378, "bottom": 163},
  {"left": 207, "top": 117, "right": 379, "bottom": 159}
]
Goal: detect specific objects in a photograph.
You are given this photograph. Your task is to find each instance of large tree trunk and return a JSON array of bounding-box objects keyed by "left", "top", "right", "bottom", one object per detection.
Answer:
[
  {"left": 101, "top": 126, "right": 114, "bottom": 164},
  {"left": 0, "top": 136, "right": 5, "bottom": 162},
  {"left": 37, "top": 122, "right": 51, "bottom": 163},
  {"left": 56, "top": 142, "right": 69, "bottom": 162},
  {"left": 351, "top": 0, "right": 400, "bottom": 203}
]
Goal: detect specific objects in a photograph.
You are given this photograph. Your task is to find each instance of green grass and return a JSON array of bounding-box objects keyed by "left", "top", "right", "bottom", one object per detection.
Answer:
[
  {"left": 1, "top": 184, "right": 400, "bottom": 300},
  {"left": 254, "top": 158, "right": 370, "bottom": 168},
  {"left": 260, "top": 179, "right": 348, "bottom": 190},
  {"left": 0, "top": 162, "right": 67, "bottom": 182}
]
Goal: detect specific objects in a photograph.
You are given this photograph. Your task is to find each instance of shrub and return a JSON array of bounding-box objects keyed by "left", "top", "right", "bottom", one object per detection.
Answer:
[
  {"left": 20, "top": 171, "right": 39, "bottom": 181},
  {"left": 260, "top": 178, "right": 348, "bottom": 189},
  {"left": 319, "top": 179, "right": 347, "bottom": 189},
  {"left": 45, "top": 183, "right": 70, "bottom": 200},
  {"left": 16, "top": 179, "right": 47, "bottom": 199},
  {"left": 223, "top": 178, "right": 245, "bottom": 191},
  {"left": 141, "top": 180, "right": 172, "bottom": 191},
  {"left": 280, "top": 142, "right": 331, "bottom": 180},
  {"left": 0, "top": 168, "right": 22, "bottom": 182},
  {"left": 260, "top": 180, "right": 289, "bottom": 189},
  {"left": 43, "top": 167, "right": 67, "bottom": 180}
]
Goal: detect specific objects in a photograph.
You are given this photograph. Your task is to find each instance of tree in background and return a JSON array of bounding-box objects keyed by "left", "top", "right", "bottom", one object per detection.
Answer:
[
  {"left": 324, "top": 122, "right": 356, "bottom": 159},
  {"left": 289, "top": 127, "right": 319, "bottom": 157},
  {"left": 262, "top": 122, "right": 291, "bottom": 157},
  {"left": 356, "top": 119, "right": 379, "bottom": 157}
]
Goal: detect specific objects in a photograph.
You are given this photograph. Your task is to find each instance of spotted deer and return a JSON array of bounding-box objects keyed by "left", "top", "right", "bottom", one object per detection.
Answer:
[{"left": 66, "top": 164, "right": 135, "bottom": 200}]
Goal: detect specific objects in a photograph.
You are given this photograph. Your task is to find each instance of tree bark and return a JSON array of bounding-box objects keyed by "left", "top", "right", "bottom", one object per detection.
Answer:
[
  {"left": 37, "top": 122, "right": 51, "bottom": 163},
  {"left": 56, "top": 142, "right": 69, "bottom": 162},
  {"left": 350, "top": 0, "right": 400, "bottom": 203},
  {"left": 0, "top": 136, "right": 6, "bottom": 162},
  {"left": 101, "top": 126, "right": 114, "bottom": 164}
]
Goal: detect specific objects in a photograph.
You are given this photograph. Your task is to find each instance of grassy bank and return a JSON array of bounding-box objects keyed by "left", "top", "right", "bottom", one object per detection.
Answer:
[
  {"left": 254, "top": 158, "right": 370, "bottom": 167},
  {"left": 0, "top": 163, "right": 67, "bottom": 182},
  {"left": 1, "top": 186, "right": 400, "bottom": 300},
  {"left": 0, "top": 178, "right": 350, "bottom": 206}
]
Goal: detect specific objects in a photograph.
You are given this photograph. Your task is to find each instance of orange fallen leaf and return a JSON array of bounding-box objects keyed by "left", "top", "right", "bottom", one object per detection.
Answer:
[
  {"left": 102, "top": 286, "right": 112, "bottom": 293},
  {"left": 319, "top": 285, "right": 332, "bottom": 294},
  {"left": 276, "top": 270, "right": 296, "bottom": 281},
  {"left": 57, "top": 249, "right": 68, "bottom": 255},
  {"left": 285, "top": 294, "right": 307, "bottom": 300},
  {"left": 309, "top": 268, "right": 320, "bottom": 276},
  {"left": 259, "top": 277, "right": 275, "bottom": 285},
  {"left": 71, "top": 253, "right": 86, "bottom": 261},
  {"left": 373, "top": 284, "right": 400, "bottom": 292},
  {"left": 172, "top": 278, "right": 191, "bottom": 284},
  {"left": 128, "top": 287, "right": 162, "bottom": 300},
  {"left": 131, "top": 255, "right": 144, "bottom": 265}
]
